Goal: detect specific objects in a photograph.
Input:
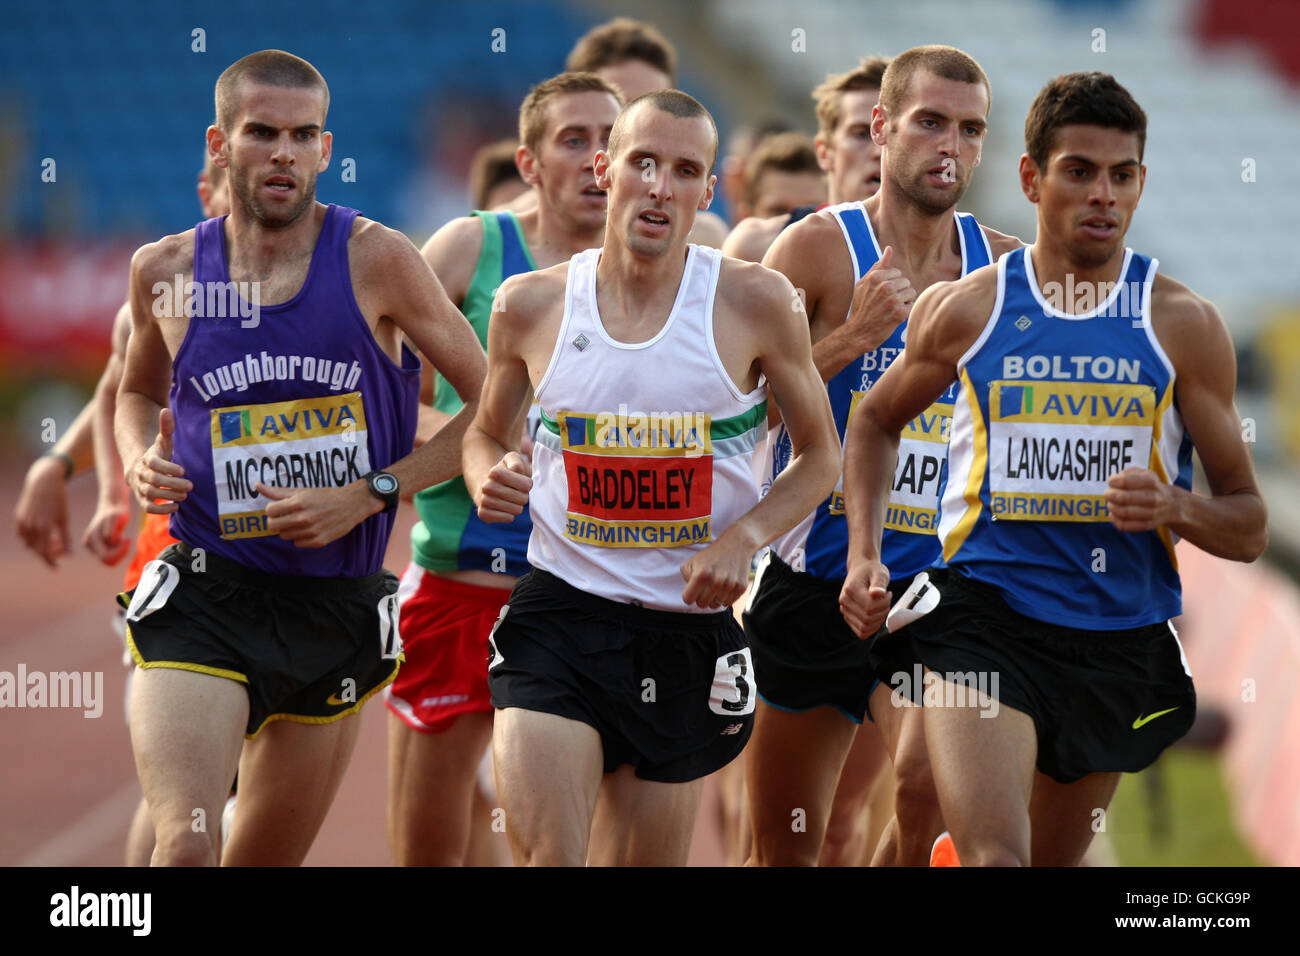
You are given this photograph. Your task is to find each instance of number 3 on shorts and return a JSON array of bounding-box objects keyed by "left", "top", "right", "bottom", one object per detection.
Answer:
[
  {"left": 377, "top": 593, "right": 403, "bottom": 660},
  {"left": 709, "top": 647, "right": 755, "bottom": 716}
]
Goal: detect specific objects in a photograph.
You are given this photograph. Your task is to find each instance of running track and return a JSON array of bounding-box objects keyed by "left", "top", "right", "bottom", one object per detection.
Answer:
[{"left": 0, "top": 466, "right": 726, "bottom": 866}]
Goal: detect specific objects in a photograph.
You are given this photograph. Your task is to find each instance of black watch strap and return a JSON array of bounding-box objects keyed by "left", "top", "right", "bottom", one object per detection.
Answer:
[{"left": 364, "top": 471, "right": 400, "bottom": 513}]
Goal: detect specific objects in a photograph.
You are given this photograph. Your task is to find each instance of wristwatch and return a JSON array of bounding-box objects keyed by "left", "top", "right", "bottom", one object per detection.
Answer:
[{"left": 364, "top": 471, "right": 400, "bottom": 513}]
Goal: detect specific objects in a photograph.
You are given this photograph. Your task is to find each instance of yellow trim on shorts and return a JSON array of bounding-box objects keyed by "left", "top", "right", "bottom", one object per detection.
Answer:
[
  {"left": 122, "top": 621, "right": 250, "bottom": 685},
  {"left": 243, "top": 657, "right": 403, "bottom": 740}
]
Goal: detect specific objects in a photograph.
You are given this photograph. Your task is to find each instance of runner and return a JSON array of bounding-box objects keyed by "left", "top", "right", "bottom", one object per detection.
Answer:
[
  {"left": 746, "top": 45, "right": 1020, "bottom": 866},
  {"left": 387, "top": 71, "right": 621, "bottom": 866},
  {"left": 463, "top": 89, "right": 839, "bottom": 865},
  {"left": 839, "top": 70, "right": 1267, "bottom": 866},
  {"left": 116, "top": 49, "right": 485, "bottom": 865}
]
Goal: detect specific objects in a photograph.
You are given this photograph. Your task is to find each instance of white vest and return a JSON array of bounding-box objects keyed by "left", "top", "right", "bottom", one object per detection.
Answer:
[{"left": 529, "top": 245, "right": 768, "bottom": 612}]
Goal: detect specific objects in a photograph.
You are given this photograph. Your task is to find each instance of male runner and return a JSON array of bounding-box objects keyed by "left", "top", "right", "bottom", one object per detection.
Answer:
[
  {"left": 562, "top": 17, "right": 730, "bottom": 248},
  {"left": 14, "top": 153, "right": 230, "bottom": 864},
  {"left": 732, "top": 132, "right": 826, "bottom": 222},
  {"left": 723, "top": 57, "right": 887, "bottom": 264},
  {"left": 387, "top": 72, "right": 621, "bottom": 866},
  {"left": 116, "top": 49, "right": 485, "bottom": 866},
  {"left": 468, "top": 139, "right": 529, "bottom": 212},
  {"left": 745, "top": 45, "right": 1020, "bottom": 867},
  {"left": 839, "top": 71, "right": 1267, "bottom": 866},
  {"left": 463, "top": 90, "right": 840, "bottom": 866},
  {"left": 716, "top": 55, "right": 888, "bottom": 867}
]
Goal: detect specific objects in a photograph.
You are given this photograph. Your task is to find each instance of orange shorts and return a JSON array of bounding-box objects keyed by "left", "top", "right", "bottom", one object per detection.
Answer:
[
  {"left": 385, "top": 564, "right": 511, "bottom": 733},
  {"left": 123, "top": 511, "right": 179, "bottom": 591}
]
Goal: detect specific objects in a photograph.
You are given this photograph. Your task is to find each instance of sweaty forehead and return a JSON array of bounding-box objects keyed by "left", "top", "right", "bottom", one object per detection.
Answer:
[
  {"left": 234, "top": 81, "right": 326, "bottom": 126},
  {"left": 619, "top": 103, "right": 717, "bottom": 166},
  {"left": 899, "top": 70, "right": 988, "bottom": 119},
  {"left": 1048, "top": 124, "right": 1141, "bottom": 165},
  {"left": 542, "top": 90, "right": 621, "bottom": 136}
]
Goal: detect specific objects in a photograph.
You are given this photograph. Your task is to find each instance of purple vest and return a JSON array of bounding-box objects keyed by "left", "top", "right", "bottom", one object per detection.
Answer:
[{"left": 169, "top": 204, "right": 420, "bottom": 577}]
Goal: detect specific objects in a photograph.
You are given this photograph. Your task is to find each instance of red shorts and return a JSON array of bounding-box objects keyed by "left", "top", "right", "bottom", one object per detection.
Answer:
[{"left": 385, "top": 564, "right": 511, "bottom": 733}]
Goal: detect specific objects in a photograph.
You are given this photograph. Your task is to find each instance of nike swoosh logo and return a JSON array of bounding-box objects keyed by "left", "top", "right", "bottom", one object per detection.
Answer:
[
  {"left": 1132, "top": 707, "right": 1179, "bottom": 729},
  {"left": 326, "top": 694, "right": 351, "bottom": 707}
]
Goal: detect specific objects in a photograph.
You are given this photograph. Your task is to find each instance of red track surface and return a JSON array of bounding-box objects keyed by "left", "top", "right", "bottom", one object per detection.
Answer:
[{"left": 0, "top": 465, "right": 726, "bottom": 866}]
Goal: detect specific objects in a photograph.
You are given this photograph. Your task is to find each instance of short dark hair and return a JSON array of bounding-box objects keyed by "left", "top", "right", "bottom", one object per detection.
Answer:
[
  {"left": 812, "top": 56, "right": 889, "bottom": 139},
  {"left": 607, "top": 90, "right": 718, "bottom": 168},
  {"left": 1024, "top": 72, "right": 1147, "bottom": 169},
  {"left": 215, "top": 49, "right": 329, "bottom": 132},
  {"left": 566, "top": 17, "right": 677, "bottom": 83},
  {"left": 469, "top": 139, "right": 523, "bottom": 210},
  {"left": 518, "top": 71, "right": 623, "bottom": 155},
  {"left": 744, "top": 132, "right": 822, "bottom": 207},
  {"left": 878, "top": 45, "right": 989, "bottom": 122}
]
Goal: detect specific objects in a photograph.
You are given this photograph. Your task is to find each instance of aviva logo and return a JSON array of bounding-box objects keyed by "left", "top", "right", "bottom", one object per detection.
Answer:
[
  {"left": 993, "top": 380, "right": 1154, "bottom": 426},
  {"left": 211, "top": 392, "right": 368, "bottom": 448}
]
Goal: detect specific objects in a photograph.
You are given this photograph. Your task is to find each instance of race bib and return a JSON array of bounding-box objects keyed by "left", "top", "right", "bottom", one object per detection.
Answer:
[
  {"left": 559, "top": 408, "right": 713, "bottom": 548},
  {"left": 830, "top": 390, "right": 952, "bottom": 536},
  {"left": 210, "top": 392, "right": 372, "bottom": 539},
  {"left": 988, "top": 380, "right": 1155, "bottom": 521}
]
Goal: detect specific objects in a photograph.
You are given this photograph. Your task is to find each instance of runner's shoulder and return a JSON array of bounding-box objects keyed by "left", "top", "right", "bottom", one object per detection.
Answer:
[
  {"left": 980, "top": 225, "right": 1024, "bottom": 258},
  {"left": 716, "top": 254, "right": 799, "bottom": 327},
  {"left": 721, "top": 213, "right": 787, "bottom": 263},
  {"left": 1147, "top": 271, "right": 1227, "bottom": 369},
  {"left": 688, "top": 209, "right": 729, "bottom": 248},
  {"left": 419, "top": 214, "right": 487, "bottom": 290},
  {"left": 496, "top": 259, "right": 569, "bottom": 316},
  {"left": 911, "top": 266, "right": 1000, "bottom": 348},
  {"left": 131, "top": 229, "right": 195, "bottom": 288}
]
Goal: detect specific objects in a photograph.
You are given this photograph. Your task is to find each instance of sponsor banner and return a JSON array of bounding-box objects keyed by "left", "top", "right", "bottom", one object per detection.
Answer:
[
  {"left": 988, "top": 379, "right": 1155, "bottom": 521},
  {"left": 990, "top": 491, "right": 1113, "bottom": 522},
  {"left": 558, "top": 408, "right": 713, "bottom": 548},
  {"left": 210, "top": 392, "right": 371, "bottom": 539},
  {"left": 564, "top": 514, "right": 712, "bottom": 548},
  {"left": 830, "top": 393, "right": 951, "bottom": 524}
]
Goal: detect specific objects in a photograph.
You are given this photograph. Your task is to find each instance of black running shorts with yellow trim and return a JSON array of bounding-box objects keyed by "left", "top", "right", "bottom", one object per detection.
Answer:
[
  {"left": 117, "top": 543, "right": 403, "bottom": 737},
  {"left": 488, "top": 569, "right": 755, "bottom": 784},
  {"left": 742, "top": 551, "right": 909, "bottom": 723},
  {"left": 902, "top": 566, "right": 1196, "bottom": 784}
]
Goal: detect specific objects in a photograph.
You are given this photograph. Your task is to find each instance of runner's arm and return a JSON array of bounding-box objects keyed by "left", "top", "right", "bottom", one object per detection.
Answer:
[
  {"left": 679, "top": 268, "right": 840, "bottom": 608},
  {"left": 117, "top": 240, "right": 191, "bottom": 515},
  {"left": 83, "top": 303, "right": 134, "bottom": 563},
  {"left": 463, "top": 275, "right": 536, "bottom": 522},
  {"left": 839, "top": 278, "right": 985, "bottom": 635},
  {"left": 1105, "top": 291, "right": 1267, "bottom": 561}
]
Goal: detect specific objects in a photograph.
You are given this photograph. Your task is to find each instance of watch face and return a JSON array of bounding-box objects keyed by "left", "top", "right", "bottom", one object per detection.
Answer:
[{"left": 374, "top": 474, "right": 399, "bottom": 494}]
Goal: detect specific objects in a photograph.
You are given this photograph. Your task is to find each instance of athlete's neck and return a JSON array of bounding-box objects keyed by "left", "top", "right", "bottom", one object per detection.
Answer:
[
  {"left": 863, "top": 186, "right": 958, "bottom": 274},
  {"left": 1027, "top": 231, "right": 1128, "bottom": 307},
  {"left": 517, "top": 205, "right": 604, "bottom": 270},
  {"left": 593, "top": 237, "right": 689, "bottom": 339},
  {"left": 223, "top": 201, "right": 326, "bottom": 279}
]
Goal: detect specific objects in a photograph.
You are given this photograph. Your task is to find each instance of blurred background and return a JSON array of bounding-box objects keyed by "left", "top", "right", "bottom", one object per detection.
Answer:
[{"left": 1, "top": 0, "right": 1297, "bottom": 866}]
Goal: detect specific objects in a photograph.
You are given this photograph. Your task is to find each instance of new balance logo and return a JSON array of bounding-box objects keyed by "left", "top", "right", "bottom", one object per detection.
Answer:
[{"left": 720, "top": 723, "right": 744, "bottom": 736}]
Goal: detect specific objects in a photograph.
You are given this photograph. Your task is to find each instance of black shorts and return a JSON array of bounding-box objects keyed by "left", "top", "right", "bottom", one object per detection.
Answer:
[
  {"left": 117, "top": 543, "right": 403, "bottom": 737},
  {"left": 900, "top": 567, "right": 1197, "bottom": 783},
  {"left": 742, "top": 552, "right": 910, "bottom": 723},
  {"left": 487, "top": 569, "right": 754, "bottom": 784}
]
